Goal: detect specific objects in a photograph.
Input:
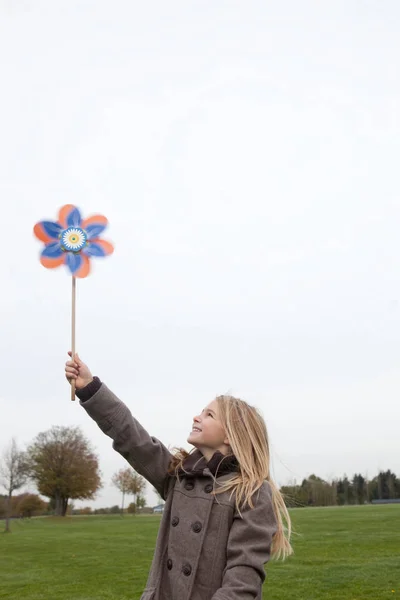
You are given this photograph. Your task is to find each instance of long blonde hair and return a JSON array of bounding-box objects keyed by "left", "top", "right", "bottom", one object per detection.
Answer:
[{"left": 170, "top": 395, "right": 293, "bottom": 560}]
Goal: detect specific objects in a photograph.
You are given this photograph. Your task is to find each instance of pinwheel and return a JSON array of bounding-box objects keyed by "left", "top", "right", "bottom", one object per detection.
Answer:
[{"left": 34, "top": 204, "right": 114, "bottom": 400}]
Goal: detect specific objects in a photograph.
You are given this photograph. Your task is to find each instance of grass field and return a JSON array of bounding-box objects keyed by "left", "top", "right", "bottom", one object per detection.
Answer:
[{"left": 1, "top": 504, "right": 399, "bottom": 600}]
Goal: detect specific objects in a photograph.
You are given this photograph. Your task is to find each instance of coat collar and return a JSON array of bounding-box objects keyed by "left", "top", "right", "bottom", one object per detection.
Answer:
[{"left": 178, "top": 449, "right": 239, "bottom": 479}]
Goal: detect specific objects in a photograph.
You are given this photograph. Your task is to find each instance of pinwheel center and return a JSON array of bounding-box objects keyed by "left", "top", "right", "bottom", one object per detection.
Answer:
[{"left": 60, "top": 227, "right": 87, "bottom": 253}]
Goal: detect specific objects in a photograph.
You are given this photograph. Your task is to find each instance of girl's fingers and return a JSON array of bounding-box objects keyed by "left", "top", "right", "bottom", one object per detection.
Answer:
[
  {"left": 66, "top": 371, "right": 79, "bottom": 378},
  {"left": 66, "top": 360, "right": 79, "bottom": 369},
  {"left": 65, "top": 366, "right": 79, "bottom": 376},
  {"left": 67, "top": 351, "right": 82, "bottom": 367},
  {"left": 68, "top": 350, "right": 79, "bottom": 362},
  {"left": 65, "top": 370, "right": 77, "bottom": 379},
  {"left": 66, "top": 373, "right": 77, "bottom": 380},
  {"left": 66, "top": 352, "right": 83, "bottom": 383}
]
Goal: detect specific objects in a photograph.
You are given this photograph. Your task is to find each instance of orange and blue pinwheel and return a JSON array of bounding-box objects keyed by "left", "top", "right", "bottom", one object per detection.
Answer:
[{"left": 33, "top": 204, "right": 114, "bottom": 278}]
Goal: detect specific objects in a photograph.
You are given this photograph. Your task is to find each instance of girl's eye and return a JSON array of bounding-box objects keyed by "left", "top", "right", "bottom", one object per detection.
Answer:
[{"left": 207, "top": 412, "right": 213, "bottom": 418}]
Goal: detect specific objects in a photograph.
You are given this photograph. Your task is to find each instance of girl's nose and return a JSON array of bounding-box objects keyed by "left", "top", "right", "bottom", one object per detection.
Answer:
[{"left": 193, "top": 414, "right": 201, "bottom": 423}]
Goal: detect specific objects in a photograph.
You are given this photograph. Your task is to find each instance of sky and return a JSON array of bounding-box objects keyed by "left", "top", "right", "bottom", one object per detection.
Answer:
[{"left": 1, "top": 0, "right": 400, "bottom": 510}]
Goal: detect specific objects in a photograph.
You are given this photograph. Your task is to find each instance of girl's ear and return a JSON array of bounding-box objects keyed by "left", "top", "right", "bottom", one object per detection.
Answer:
[{"left": 223, "top": 434, "right": 230, "bottom": 446}]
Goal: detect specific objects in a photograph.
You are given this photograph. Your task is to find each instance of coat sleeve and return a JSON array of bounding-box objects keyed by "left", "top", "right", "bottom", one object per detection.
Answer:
[
  {"left": 211, "top": 482, "right": 277, "bottom": 600},
  {"left": 80, "top": 383, "right": 173, "bottom": 499}
]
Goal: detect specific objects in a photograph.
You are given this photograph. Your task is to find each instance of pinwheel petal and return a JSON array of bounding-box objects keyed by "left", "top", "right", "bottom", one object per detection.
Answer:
[
  {"left": 75, "top": 254, "right": 91, "bottom": 278},
  {"left": 34, "top": 222, "right": 56, "bottom": 244},
  {"left": 42, "top": 221, "right": 62, "bottom": 239},
  {"left": 40, "top": 255, "right": 65, "bottom": 269},
  {"left": 58, "top": 204, "right": 77, "bottom": 228},
  {"left": 66, "top": 206, "right": 82, "bottom": 228},
  {"left": 88, "top": 238, "right": 114, "bottom": 256},
  {"left": 41, "top": 242, "right": 63, "bottom": 258},
  {"left": 82, "top": 214, "right": 108, "bottom": 230},
  {"left": 83, "top": 241, "right": 106, "bottom": 257},
  {"left": 85, "top": 223, "right": 108, "bottom": 240},
  {"left": 66, "top": 252, "right": 83, "bottom": 275}
]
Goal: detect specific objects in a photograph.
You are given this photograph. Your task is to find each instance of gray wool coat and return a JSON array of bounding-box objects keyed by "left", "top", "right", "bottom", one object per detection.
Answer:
[{"left": 81, "top": 383, "right": 277, "bottom": 600}]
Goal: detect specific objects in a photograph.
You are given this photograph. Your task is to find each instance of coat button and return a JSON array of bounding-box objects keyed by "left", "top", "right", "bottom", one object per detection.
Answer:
[
  {"left": 167, "top": 559, "right": 173, "bottom": 570},
  {"left": 204, "top": 483, "right": 213, "bottom": 493},
  {"left": 192, "top": 521, "right": 202, "bottom": 533},
  {"left": 171, "top": 516, "right": 179, "bottom": 527},
  {"left": 182, "top": 563, "right": 192, "bottom": 576},
  {"left": 184, "top": 481, "right": 194, "bottom": 491}
]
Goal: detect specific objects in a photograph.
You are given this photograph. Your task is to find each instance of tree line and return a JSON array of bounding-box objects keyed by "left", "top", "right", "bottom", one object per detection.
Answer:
[{"left": 281, "top": 471, "right": 400, "bottom": 507}]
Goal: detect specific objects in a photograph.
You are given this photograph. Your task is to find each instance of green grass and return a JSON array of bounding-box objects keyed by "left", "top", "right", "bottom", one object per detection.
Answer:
[{"left": 0, "top": 505, "right": 399, "bottom": 599}]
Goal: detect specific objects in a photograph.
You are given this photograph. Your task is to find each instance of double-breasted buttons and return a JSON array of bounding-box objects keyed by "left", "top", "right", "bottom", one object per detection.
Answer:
[
  {"left": 171, "top": 516, "right": 179, "bottom": 527},
  {"left": 204, "top": 483, "right": 213, "bottom": 493},
  {"left": 192, "top": 521, "right": 202, "bottom": 533},
  {"left": 167, "top": 559, "right": 173, "bottom": 570},
  {"left": 184, "top": 480, "right": 194, "bottom": 491},
  {"left": 182, "top": 563, "right": 192, "bottom": 576}
]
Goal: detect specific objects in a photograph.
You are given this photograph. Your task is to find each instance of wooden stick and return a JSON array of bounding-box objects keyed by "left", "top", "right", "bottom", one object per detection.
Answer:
[{"left": 71, "top": 276, "right": 76, "bottom": 401}]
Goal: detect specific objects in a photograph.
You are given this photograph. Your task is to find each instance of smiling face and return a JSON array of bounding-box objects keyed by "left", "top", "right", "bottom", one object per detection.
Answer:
[{"left": 187, "top": 399, "right": 230, "bottom": 461}]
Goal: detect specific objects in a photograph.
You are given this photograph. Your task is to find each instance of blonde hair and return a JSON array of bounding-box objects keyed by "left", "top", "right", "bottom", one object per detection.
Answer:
[{"left": 170, "top": 395, "right": 293, "bottom": 560}]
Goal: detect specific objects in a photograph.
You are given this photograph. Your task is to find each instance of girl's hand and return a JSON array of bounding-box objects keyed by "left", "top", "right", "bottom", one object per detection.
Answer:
[{"left": 65, "top": 352, "right": 93, "bottom": 390}]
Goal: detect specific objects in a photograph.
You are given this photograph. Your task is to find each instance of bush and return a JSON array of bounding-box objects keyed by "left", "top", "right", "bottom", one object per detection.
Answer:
[{"left": 17, "top": 494, "right": 47, "bottom": 518}]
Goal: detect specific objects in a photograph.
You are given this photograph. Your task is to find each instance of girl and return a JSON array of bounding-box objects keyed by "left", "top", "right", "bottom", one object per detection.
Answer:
[{"left": 65, "top": 353, "right": 292, "bottom": 600}]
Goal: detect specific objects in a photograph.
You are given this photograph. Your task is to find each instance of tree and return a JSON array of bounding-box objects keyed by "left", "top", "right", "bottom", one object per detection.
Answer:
[
  {"left": 112, "top": 468, "right": 132, "bottom": 513},
  {"left": 112, "top": 468, "right": 146, "bottom": 514},
  {"left": 127, "top": 502, "right": 136, "bottom": 514},
  {"left": 127, "top": 496, "right": 146, "bottom": 514},
  {"left": 27, "top": 426, "right": 101, "bottom": 516},
  {"left": 280, "top": 484, "right": 308, "bottom": 508},
  {"left": 352, "top": 474, "right": 367, "bottom": 504},
  {"left": 296, "top": 475, "right": 337, "bottom": 507},
  {"left": 335, "top": 475, "right": 356, "bottom": 505},
  {"left": 0, "top": 438, "right": 28, "bottom": 532},
  {"left": 369, "top": 470, "right": 400, "bottom": 500},
  {"left": 130, "top": 472, "right": 146, "bottom": 508},
  {"left": 16, "top": 494, "right": 47, "bottom": 518},
  {"left": 0, "top": 496, "right": 6, "bottom": 518},
  {"left": 136, "top": 494, "right": 146, "bottom": 509}
]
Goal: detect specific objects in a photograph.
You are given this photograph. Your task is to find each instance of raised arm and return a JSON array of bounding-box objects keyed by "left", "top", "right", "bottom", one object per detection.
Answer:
[
  {"left": 79, "top": 381, "right": 173, "bottom": 499},
  {"left": 65, "top": 353, "right": 173, "bottom": 499}
]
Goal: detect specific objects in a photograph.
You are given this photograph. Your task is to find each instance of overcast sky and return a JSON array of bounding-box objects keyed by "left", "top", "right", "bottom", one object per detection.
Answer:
[{"left": 1, "top": 0, "right": 400, "bottom": 510}]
